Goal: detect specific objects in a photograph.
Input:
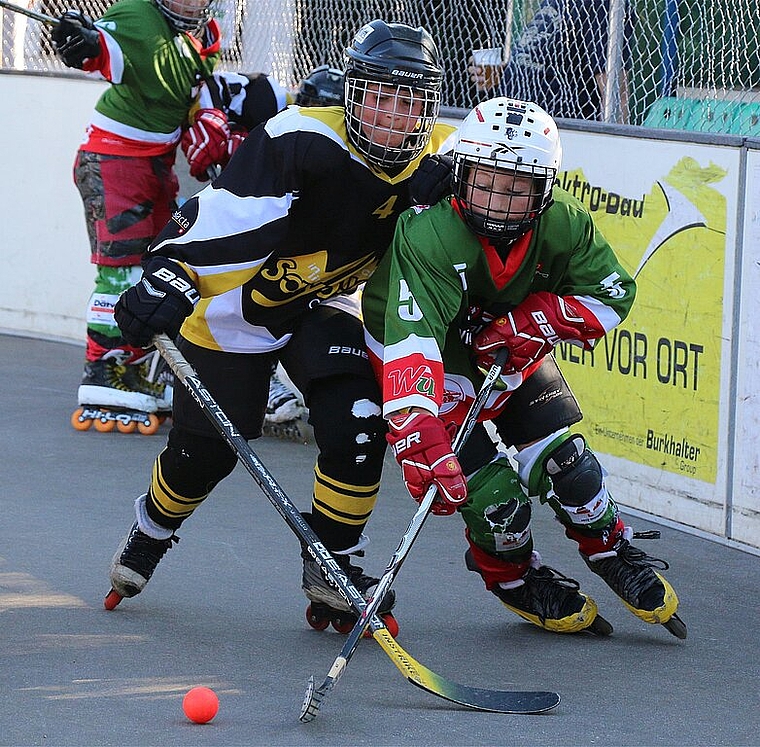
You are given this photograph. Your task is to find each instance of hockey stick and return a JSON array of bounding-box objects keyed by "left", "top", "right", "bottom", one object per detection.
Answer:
[
  {"left": 153, "top": 334, "right": 560, "bottom": 718},
  {"left": 0, "top": 0, "right": 58, "bottom": 25},
  {"left": 300, "top": 348, "right": 559, "bottom": 722}
]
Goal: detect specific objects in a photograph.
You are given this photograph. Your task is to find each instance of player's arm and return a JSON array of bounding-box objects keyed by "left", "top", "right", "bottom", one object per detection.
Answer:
[
  {"left": 201, "top": 72, "right": 290, "bottom": 130},
  {"left": 116, "top": 121, "right": 300, "bottom": 346},
  {"left": 364, "top": 209, "right": 464, "bottom": 417},
  {"left": 183, "top": 72, "right": 291, "bottom": 180},
  {"left": 473, "top": 210, "right": 636, "bottom": 374},
  {"left": 155, "top": 109, "right": 314, "bottom": 295},
  {"left": 363, "top": 210, "right": 468, "bottom": 515}
]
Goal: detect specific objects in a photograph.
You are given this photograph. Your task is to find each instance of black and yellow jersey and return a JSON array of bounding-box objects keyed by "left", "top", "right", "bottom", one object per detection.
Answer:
[{"left": 148, "top": 105, "right": 455, "bottom": 352}]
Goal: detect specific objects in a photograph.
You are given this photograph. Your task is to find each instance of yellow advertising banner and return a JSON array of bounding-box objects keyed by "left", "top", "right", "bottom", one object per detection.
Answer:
[{"left": 554, "top": 152, "right": 731, "bottom": 484}]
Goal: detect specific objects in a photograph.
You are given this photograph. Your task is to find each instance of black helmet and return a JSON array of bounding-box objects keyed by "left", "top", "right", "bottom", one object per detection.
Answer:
[
  {"left": 343, "top": 20, "right": 442, "bottom": 169},
  {"left": 296, "top": 65, "right": 345, "bottom": 107}
]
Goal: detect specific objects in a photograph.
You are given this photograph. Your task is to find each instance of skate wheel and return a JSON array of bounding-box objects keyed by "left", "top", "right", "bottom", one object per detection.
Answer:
[
  {"left": 137, "top": 414, "right": 161, "bottom": 435},
  {"left": 331, "top": 616, "right": 355, "bottom": 634},
  {"left": 379, "top": 613, "right": 399, "bottom": 638},
  {"left": 116, "top": 420, "right": 138, "bottom": 434},
  {"left": 94, "top": 417, "right": 115, "bottom": 432},
  {"left": 663, "top": 613, "right": 687, "bottom": 639},
  {"left": 104, "top": 589, "right": 123, "bottom": 610},
  {"left": 70, "top": 408, "right": 92, "bottom": 431},
  {"left": 588, "top": 614, "right": 614, "bottom": 636},
  {"left": 305, "top": 604, "right": 330, "bottom": 631}
]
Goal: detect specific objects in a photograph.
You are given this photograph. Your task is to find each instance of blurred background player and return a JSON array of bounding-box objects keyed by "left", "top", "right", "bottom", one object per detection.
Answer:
[
  {"left": 52, "top": 0, "right": 288, "bottom": 432},
  {"left": 362, "top": 97, "right": 685, "bottom": 639},
  {"left": 294, "top": 63, "right": 345, "bottom": 107},
  {"left": 105, "top": 21, "right": 456, "bottom": 632}
]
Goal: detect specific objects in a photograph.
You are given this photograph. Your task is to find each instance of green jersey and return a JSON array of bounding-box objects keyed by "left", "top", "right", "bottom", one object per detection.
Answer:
[
  {"left": 83, "top": 0, "right": 220, "bottom": 154},
  {"left": 362, "top": 188, "right": 636, "bottom": 423}
]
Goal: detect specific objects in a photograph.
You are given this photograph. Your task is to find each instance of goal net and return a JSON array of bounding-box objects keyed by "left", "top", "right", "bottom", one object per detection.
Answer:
[{"left": 2, "top": 0, "right": 759, "bottom": 133}]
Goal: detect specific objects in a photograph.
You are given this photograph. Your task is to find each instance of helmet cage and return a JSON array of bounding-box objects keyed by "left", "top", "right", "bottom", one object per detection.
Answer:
[
  {"left": 344, "top": 77, "right": 440, "bottom": 168},
  {"left": 452, "top": 97, "right": 561, "bottom": 240},
  {"left": 453, "top": 156, "right": 555, "bottom": 239},
  {"left": 155, "top": 0, "right": 214, "bottom": 34},
  {"left": 343, "top": 20, "right": 442, "bottom": 169}
]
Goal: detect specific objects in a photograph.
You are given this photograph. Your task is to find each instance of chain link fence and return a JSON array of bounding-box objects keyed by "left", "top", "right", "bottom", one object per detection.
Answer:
[{"left": 2, "top": 0, "right": 759, "bottom": 133}]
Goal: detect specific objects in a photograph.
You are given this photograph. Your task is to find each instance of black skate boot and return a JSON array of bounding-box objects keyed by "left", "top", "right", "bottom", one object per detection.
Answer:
[
  {"left": 104, "top": 521, "right": 178, "bottom": 610},
  {"left": 467, "top": 549, "right": 613, "bottom": 635},
  {"left": 302, "top": 549, "right": 398, "bottom": 636},
  {"left": 581, "top": 530, "right": 686, "bottom": 639}
]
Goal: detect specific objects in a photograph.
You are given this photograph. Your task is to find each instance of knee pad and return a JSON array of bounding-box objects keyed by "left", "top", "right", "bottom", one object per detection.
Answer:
[
  {"left": 307, "top": 375, "right": 386, "bottom": 485},
  {"left": 146, "top": 428, "right": 238, "bottom": 528},
  {"left": 544, "top": 434, "right": 603, "bottom": 507},
  {"left": 307, "top": 376, "right": 386, "bottom": 546},
  {"left": 543, "top": 434, "right": 618, "bottom": 532},
  {"left": 459, "top": 455, "right": 533, "bottom": 558},
  {"left": 87, "top": 266, "right": 143, "bottom": 335}
]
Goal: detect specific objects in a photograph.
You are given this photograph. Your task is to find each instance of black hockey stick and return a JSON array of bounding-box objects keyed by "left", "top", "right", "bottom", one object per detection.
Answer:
[
  {"left": 300, "top": 348, "right": 560, "bottom": 721},
  {"left": 154, "top": 334, "right": 560, "bottom": 718},
  {"left": 0, "top": 0, "right": 58, "bottom": 25}
]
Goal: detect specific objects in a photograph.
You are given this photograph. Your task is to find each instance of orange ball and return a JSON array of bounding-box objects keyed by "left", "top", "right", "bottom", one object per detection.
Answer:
[{"left": 182, "top": 686, "right": 219, "bottom": 724}]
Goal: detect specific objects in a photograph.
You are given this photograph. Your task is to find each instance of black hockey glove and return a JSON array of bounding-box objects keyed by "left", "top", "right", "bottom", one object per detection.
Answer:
[
  {"left": 114, "top": 257, "right": 200, "bottom": 348},
  {"left": 52, "top": 10, "right": 101, "bottom": 69},
  {"left": 408, "top": 153, "right": 454, "bottom": 206}
]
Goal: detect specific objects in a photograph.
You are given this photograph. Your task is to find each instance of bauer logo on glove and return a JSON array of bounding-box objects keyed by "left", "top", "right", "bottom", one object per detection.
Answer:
[
  {"left": 473, "top": 291, "right": 596, "bottom": 375},
  {"left": 386, "top": 410, "right": 468, "bottom": 516},
  {"left": 114, "top": 258, "right": 200, "bottom": 347}
]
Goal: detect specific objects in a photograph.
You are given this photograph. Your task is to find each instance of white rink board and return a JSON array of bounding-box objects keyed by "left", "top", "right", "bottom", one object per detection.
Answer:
[
  {"left": 734, "top": 146, "right": 760, "bottom": 547},
  {"left": 1, "top": 73, "right": 105, "bottom": 342}
]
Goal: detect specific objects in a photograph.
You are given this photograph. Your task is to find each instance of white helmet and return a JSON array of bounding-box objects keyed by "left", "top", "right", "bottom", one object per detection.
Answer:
[
  {"left": 452, "top": 98, "right": 562, "bottom": 240},
  {"left": 155, "top": 0, "right": 215, "bottom": 34}
]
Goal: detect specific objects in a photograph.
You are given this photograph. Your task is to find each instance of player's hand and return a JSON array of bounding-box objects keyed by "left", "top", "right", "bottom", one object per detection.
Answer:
[
  {"left": 466, "top": 57, "right": 487, "bottom": 90},
  {"left": 114, "top": 257, "right": 200, "bottom": 347},
  {"left": 52, "top": 10, "right": 101, "bottom": 69},
  {"left": 473, "top": 292, "right": 583, "bottom": 374},
  {"left": 226, "top": 126, "right": 247, "bottom": 160},
  {"left": 386, "top": 410, "right": 467, "bottom": 516},
  {"left": 181, "top": 108, "right": 231, "bottom": 181},
  {"left": 408, "top": 153, "right": 454, "bottom": 205}
]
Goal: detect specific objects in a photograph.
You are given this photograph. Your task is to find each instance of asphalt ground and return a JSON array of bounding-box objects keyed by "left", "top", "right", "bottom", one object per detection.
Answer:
[{"left": 1, "top": 332, "right": 758, "bottom": 747}]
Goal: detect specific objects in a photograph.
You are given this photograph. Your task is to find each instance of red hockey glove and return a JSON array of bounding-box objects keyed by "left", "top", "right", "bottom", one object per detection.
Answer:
[
  {"left": 181, "top": 109, "right": 231, "bottom": 181},
  {"left": 226, "top": 126, "right": 247, "bottom": 160},
  {"left": 114, "top": 257, "right": 199, "bottom": 347},
  {"left": 386, "top": 411, "right": 467, "bottom": 516},
  {"left": 473, "top": 292, "right": 585, "bottom": 374}
]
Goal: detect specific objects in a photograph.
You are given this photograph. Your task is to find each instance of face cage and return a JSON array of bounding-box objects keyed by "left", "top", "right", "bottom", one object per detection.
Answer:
[
  {"left": 155, "top": 0, "right": 212, "bottom": 33},
  {"left": 344, "top": 78, "right": 440, "bottom": 169},
  {"left": 453, "top": 156, "right": 556, "bottom": 240}
]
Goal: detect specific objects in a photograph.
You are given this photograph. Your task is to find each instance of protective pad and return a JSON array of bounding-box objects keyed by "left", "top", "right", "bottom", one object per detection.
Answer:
[
  {"left": 280, "top": 304, "right": 377, "bottom": 401},
  {"left": 491, "top": 355, "right": 582, "bottom": 447}
]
